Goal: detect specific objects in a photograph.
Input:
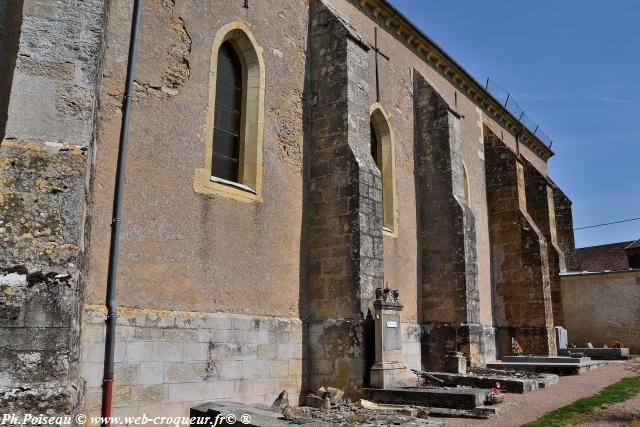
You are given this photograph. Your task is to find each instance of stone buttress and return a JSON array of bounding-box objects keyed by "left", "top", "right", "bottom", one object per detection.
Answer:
[
  {"left": 484, "top": 129, "right": 557, "bottom": 357},
  {"left": 304, "top": 0, "right": 384, "bottom": 397},
  {"left": 0, "top": 0, "right": 107, "bottom": 415},
  {"left": 523, "top": 158, "right": 566, "bottom": 326},
  {"left": 413, "top": 71, "right": 486, "bottom": 371},
  {"left": 553, "top": 187, "right": 579, "bottom": 272}
]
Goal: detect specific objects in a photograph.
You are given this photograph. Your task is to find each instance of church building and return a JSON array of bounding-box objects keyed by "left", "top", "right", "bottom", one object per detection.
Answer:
[{"left": 0, "top": 0, "right": 577, "bottom": 417}]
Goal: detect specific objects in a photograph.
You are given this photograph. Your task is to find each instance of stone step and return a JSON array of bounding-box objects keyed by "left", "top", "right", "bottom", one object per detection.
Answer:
[
  {"left": 559, "top": 348, "right": 632, "bottom": 360},
  {"left": 501, "top": 355, "right": 592, "bottom": 364},
  {"left": 426, "top": 401, "right": 518, "bottom": 419},
  {"left": 427, "top": 371, "right": 558, "bottom": 393},
  {"left": 191, "top": 402, "right": 307, "bottom": 426},
  {"left": 363, "top": 387, "right": 488, "bottom": 410},
  {"left": 487, "top": 360, "right": 607, "bottom": 376}
]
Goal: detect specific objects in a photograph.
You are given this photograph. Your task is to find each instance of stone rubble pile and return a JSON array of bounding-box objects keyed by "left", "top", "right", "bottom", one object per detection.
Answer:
[{"left": 271, "top": 387, "right": 442, "bottom": 426}]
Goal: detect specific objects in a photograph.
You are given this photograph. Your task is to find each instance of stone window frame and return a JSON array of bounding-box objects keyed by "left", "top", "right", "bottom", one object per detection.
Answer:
[
  {"left": 463, "top": 161, "right": 471, "bottom": 204},
  {"left": 370, "top": 103, "right": 398, "bottom": 237},
  {"left": 194, "top": 21, "right": 265, "bottom": 203}
]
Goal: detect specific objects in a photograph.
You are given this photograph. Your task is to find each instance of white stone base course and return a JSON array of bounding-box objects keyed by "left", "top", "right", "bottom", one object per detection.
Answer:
[
  {"left": 80, "top": 305, "right": 303, "bottom": 418},
  {"left": 402, "top": 323, "right": 423, "bottom": 376},
  {"left": 80, "top": 306, "right": 426, "bottom": 417}
]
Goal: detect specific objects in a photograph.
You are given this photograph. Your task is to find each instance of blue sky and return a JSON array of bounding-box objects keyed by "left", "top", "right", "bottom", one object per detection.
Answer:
[{"left": 388, "top": 0, "right": 640, "bottom": 248}]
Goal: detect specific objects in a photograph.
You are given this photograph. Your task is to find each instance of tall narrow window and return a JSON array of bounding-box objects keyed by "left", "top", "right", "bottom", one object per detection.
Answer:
[
  {"left": 212, "top": 42, "right": 242, "bottom": 183},
  {"left": 370, "top": 105, "right": 398, "bottom": 235},
  {"left": 194, "top": 22, "right": 265, "bottom": 202},
  {"left": 370, "top": 123, "right": 380, "bottom": 168},
  {"left": 463, "top": 163, "right": 471, "bottom": 203}
]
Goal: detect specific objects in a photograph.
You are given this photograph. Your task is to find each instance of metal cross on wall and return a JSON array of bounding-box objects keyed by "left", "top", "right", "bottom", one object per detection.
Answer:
[{"left": 371, "top": 27, "right": 390, "bottom": 102}]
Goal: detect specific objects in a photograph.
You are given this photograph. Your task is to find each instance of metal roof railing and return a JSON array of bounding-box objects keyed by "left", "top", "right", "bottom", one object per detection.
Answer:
[{"left": 485, "top": 78, "right": 554, "bottom": 149}]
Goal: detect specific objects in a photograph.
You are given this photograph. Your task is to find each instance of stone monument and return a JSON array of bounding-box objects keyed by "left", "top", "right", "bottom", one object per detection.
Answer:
[
  {"left": 555, "top": 326, "right": 568, "bottom": 350},
  {"left": 370, "top": 287, "right": 407, "bottom": 389}
]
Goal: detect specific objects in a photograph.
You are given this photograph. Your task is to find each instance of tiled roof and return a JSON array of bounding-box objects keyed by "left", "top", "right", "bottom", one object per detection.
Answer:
[
  {"left": 576, "top": 241, "right": 633, "bottom": 271},
  {"left": 625, "top": 239, "right": 640, "bottom": 250}
]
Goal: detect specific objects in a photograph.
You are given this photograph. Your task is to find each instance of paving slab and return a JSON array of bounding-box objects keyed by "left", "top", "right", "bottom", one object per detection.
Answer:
[
  {"left": 426, "top": 401, "right": 519, "bottom": 419},
  {"left": 427, "top": 371, "right": 557, "bottom": 393},
  {"left": 364, "top": 387, "right": 489, "bottom": 409},
  {"left": 190, "top": 401, "right": 321, "bottom": 426},
  {"left": 559, "top": 347, "right": 632, "bottom": 360},
  {"left": 486, "top": 360, "right": 607, "bottom": 375},
  {"left": 502, "top": 355, "right": 592, "bottom": 364}
]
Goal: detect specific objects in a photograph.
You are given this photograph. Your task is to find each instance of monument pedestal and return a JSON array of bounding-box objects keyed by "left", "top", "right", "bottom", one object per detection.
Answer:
[
  {"left": 370, "top": 362, "right": 407, "bottom": 389},
  {"left": 370, "top": 288, "right": 407, "bottom": 389},
  {"left": 445, "top": 352, "right": 467, "bottom": 374}
]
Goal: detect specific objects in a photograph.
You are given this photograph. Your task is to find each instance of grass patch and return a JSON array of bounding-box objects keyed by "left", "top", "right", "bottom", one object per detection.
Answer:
[{"left": 522, "top": 375, "right": 640, "bottom": 427}]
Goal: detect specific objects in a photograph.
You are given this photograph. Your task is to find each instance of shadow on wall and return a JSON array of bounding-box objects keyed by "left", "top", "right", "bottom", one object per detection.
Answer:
[{"left": 0, "top": 0, "right": 24, "bottom": 140}]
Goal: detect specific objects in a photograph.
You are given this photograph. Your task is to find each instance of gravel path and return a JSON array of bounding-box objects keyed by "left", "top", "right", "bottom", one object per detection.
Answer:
[{"left": 443, "top": 362, "right": 638, "bottom": 427}]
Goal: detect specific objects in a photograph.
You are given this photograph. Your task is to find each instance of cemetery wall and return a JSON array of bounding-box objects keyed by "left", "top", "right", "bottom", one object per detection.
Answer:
[{"left": 561, "top": 270, "right": 640, "bottom": 352}]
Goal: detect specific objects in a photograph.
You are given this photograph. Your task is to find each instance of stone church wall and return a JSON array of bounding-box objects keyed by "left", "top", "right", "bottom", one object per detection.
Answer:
[
  {"left": 323, "top": 0, "right": 554, "bottom": 338},
  {"left": 86, "top": 0, "right": 308, "bottom": 321},
  {"left": 83, "top": 0, "right": 566, "bottom": 404},
  {"left": 83, "top": 0, "right": 310, "bottom": 413},
  {"left": 0, "top": 0, "right": 107, "bottom": 414},
  {"left": 4, "top": 0, "right": 579, "bottom": 415}
]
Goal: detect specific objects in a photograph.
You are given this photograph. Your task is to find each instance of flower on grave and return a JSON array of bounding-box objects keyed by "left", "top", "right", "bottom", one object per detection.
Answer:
[
  {"left": 493, "top": 381, "right": 501, "bottom": 395},
  {"left": 511, "top": 337, "right": 523, "bottom": 356},
  {"left": 611, "top": 339, "right": 625, "bottom": 348}
]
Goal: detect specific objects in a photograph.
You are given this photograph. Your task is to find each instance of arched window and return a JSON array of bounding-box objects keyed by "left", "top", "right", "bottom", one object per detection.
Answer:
[
  {"left": 370, "top": 122, "right": 380, "bottom": 168},
  {"left": 370, "top": 104, "right": 398, "bottom": 235},
  {"left": 194, "top": 22, "right": 265, "bottom": 202},
  {"left": 212, "top": 42, "right": 242, "bottom": 183},
  {"left": 463, "top": 163, "right": 471, "bottom": 203}
]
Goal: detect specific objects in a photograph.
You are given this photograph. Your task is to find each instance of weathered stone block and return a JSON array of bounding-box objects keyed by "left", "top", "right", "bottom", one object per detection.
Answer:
[
  {"left": 163, "top": 328, "right": 198, "bottom": 342},
  {"left": 135, "top": 385, "right": 168, "bottom": 404},
  {"left": 167, "top": 382, "right": 203, "bottom": 403},
  {"left": 257, "top": 343, "right": 278, "bottom": 359},
  {"left": 152, "top": 342, "right": 183, "bottom": 362},
  {"left": 125, "top": 342, "right": 154, "bottom": 363},
  {"left": 183, "top": 342, "right": 209, "bottom": 362},
  {"left": 202, "top": 380, "right": 236, "bottom": 400},
  {"left": 164, "top": 361, "right": 209, "bottom": 384},
  {"left": 139, "top": 361, "right": 164, "bottom": 385},
  {"left": 218, "top": 360, "right": 243, "bottom": 381},
  {"left": 243, "top": 360, "right": 270, "bottom": 379},
  {"left": 270, "top": 360, "right": 289, "bottom": 378}
]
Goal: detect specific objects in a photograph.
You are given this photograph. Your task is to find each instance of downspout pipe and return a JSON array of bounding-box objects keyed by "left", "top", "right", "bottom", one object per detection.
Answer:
[{"left": 101, "top": 0, "right": 142, "bottom": 424}]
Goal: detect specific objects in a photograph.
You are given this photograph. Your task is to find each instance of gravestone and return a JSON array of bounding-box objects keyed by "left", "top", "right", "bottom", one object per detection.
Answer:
[
  {"left": 555, "top": 326, "right": 568, "bottom": 350},
  {"left": 445, "top": 352, "right": 467, "bottom": 374},
  {"left": 370, "top": 288, "right": 407, "bottom": 388}
]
